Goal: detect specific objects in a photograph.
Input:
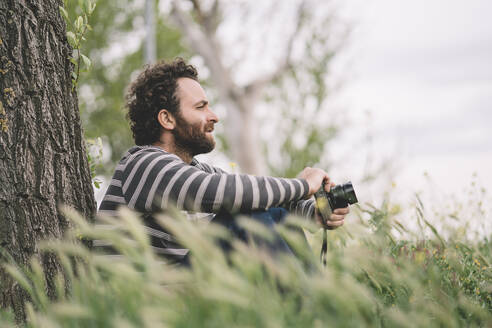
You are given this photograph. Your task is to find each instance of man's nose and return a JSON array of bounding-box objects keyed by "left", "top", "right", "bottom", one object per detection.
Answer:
[{"left": 208, "top": 108, "right": 219, "bottom": 123}]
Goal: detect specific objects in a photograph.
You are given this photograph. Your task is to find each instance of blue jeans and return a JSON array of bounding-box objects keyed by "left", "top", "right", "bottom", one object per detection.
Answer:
[
  {"left": 211, "top": 207, "right": 297, "bottom": 257},
  {"left": 178, "top": 208, "right": 308, "bottom": 267}
]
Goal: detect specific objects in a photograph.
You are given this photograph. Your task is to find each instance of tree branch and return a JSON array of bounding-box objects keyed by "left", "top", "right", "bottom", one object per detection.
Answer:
[
  {"left": 189, "top": 0, "right": 205, "bottom": 23},
  {"left": 188, "top": 0, "right": 220, "bottom": 34},
  {"left": 244, "top": 0, "right": 308, "bottom": 97},
  {"left": 170, "top": 0, "right": 240, "bottom": 101}
]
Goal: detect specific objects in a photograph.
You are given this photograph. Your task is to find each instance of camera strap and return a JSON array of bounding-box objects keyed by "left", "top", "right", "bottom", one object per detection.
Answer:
[
  {"left": 320, "top": 228, "right": 327, "bottom": 266},
  {"left": 314, "top": 182, "right": 330, "bottom": 267}
]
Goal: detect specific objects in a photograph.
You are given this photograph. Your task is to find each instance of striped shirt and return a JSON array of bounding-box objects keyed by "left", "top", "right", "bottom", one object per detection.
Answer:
[{"left": 97, "top": 145, "right": 315, "bottom": 262}]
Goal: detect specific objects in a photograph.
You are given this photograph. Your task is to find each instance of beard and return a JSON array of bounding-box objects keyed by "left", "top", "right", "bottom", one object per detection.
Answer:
[{"left": 173, "top": 114, "right": 215, "bottom": 157}]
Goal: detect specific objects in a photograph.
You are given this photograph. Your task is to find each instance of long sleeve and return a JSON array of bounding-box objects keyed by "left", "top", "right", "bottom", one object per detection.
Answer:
[
  {"left": 196, "top": 160, "right": 316, "bottom": 219},
  {"left": 102, "top": 146, "right": 309, "bottom": 214},
  {"left": 287, "top": 198, "right": 316, "bottom": 219}
]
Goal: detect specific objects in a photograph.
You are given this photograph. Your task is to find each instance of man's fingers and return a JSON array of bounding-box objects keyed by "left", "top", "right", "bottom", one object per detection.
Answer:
[
  {"left": 298, "top": 167, "right": 331, "bottom": 197},
  {"left": 324, "top": 181, "right": 335, "bottom": 192},
  {"left": 325, "top": 219, "right": 344, "bottom": 227},
  {"left": 329, "top": 214, "right": 345, "bottom": 222},
  {"left": 323, "top": 205, "right": 348, "bottom": 228},
  {"left": 333, "top": 207, "right": 349, "bottom": 215}
]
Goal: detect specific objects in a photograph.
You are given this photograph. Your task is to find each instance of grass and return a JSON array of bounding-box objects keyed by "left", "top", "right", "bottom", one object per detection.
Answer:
[{"left": 0, "top": 198, "right": 491, "bottom": 327}]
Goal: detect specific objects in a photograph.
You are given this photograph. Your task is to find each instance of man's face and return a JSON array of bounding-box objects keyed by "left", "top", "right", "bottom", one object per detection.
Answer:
[{"left": 173, "top": 78, "right": 219, "bottom": 156}]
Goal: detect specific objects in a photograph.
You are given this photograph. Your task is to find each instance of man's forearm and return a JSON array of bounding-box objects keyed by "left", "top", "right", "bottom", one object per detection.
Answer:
[{"left": 287, "top": 198, "right": 316, "bottom": 219}]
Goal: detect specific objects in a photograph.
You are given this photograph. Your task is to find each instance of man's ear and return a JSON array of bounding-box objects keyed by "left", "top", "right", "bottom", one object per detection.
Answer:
[{"left": 157, "top": 109, "right": 176, "bottom": 130}]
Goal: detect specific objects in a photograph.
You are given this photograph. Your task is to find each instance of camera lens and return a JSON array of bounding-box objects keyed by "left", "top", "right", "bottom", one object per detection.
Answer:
[
  {"left": 326, "top": 181, "right": 359, "bottom": 209},
  {"left": 342, "top": 181, "right": 358, "bottom": 205}
]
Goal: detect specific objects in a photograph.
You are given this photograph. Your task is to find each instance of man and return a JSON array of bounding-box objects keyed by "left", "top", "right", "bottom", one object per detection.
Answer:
[{"left": 98, "top": 58, "right": 349, "bottom": 264}]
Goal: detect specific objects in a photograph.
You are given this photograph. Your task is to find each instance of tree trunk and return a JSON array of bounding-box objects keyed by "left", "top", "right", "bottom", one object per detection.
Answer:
[
  {"left": 225, "top": 96, "right": 267, "bottom": 176},
  {"left": 0, "top": 0, "right": 96, "bottom": 321}
]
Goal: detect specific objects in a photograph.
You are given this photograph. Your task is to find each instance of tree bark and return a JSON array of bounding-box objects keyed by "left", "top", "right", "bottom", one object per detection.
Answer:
[{"left": 0, "top": 0, "right": 96, "bottom": 321}]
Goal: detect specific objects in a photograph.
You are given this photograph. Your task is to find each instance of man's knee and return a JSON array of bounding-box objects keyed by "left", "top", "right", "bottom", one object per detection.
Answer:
[{"left": 250, "top": 207, "right": 288, "bottom": 226}]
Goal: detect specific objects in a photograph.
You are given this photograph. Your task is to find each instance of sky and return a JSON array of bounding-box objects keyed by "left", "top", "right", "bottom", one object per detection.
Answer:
[{"left": 328, "top": 0, "right": 492, "bottom": 215}]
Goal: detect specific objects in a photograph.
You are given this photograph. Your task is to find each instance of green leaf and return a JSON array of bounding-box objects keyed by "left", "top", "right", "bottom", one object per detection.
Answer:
[
  {"left": 80, "top": 54, "right": 92, "bottom": 69},
  {"left": 75, "top": 16, "right": 83, "bottom": 31},
  {"left": 84, "top": 0, "right": 91, "bottom": 13},
  {"left": 80, "top": 54, "right": 91, "bottom": 69},
  {"left": 89, "top": 2, "right": 96, "bottom": 15},
  {"left": 66, "top": 31, "right": 77, "bottom": 48},
  {"left": 59, "top": 6, "right": 69, "bottom": 21}
]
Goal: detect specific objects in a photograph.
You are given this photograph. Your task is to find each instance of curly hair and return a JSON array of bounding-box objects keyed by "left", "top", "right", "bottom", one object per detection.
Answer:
[{"left": 125, "top": 58, "right": 198, "bottom": 145}]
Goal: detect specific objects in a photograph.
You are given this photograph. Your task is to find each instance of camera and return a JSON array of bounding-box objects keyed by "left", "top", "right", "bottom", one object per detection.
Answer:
[
  {"left": 314, "top": 181, "right": 358, "bottom": 220},
  {"left": 315, "top": 181, "right": 358, "bottom": 263}
]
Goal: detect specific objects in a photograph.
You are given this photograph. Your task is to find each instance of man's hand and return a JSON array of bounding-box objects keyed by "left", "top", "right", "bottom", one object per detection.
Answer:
[
  {"left": 315, "top": 182, "right": 349, "bottom": 229},
  {"left": 316, "top": 207, "right": 350, "bottom": 230},
  {"left": 297, "top": 167, "right": 330, "bottom": 198}
]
